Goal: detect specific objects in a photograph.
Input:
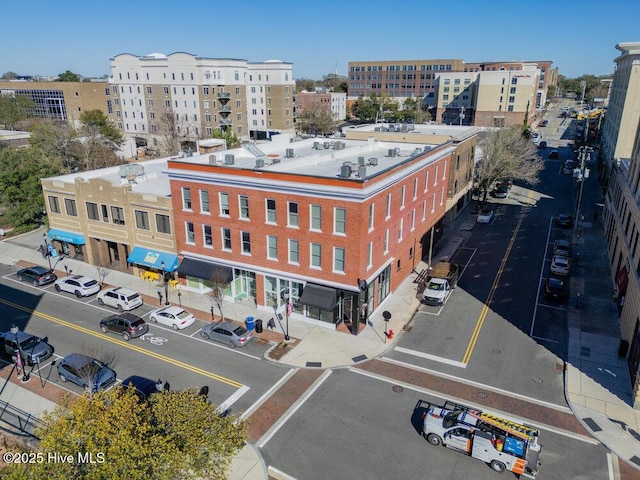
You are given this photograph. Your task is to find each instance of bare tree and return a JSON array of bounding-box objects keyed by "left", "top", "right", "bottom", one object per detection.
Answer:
[
  {"left": 158, "top": 110, "right": 198, "bottom": 156},
  {"left": 77, "top": 347, "right": 119, "bottom": 400},
  {"left": 476, "top": 126, "right": 544, "bottom": 203},
  {"left": 95, "top": 260, "right": 111, "bottom": 286},
  {"left": 208, "top": 266, "right": 230, "bottom": 322}
]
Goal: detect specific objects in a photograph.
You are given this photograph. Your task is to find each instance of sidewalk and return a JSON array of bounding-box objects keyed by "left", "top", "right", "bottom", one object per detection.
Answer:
[{"left": 1, "top": 185, "right": 640, "bottom": 476}]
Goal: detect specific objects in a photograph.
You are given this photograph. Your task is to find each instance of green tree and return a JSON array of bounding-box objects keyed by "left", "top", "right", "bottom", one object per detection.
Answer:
[
  {"left": 350, "top": 94, "right": 382, "bottom": 122},
  {"left": 3, "top": 387, "right": 247, "bottom": 480},
  {"left": 0, "top": 94, "right": 34, "bottom": 129},
  {"left": 476, "top": 126, "right": 544, "bottom": 203},
  {"left": 321, "top": 73, "right": 348, "bottom": 93},
  {"left": 0, "top": 147, "right": 63, "bottom": 231},
  {"left": 79, "top": 110, "right": 124, "bottom": 148},
  {"left": 296, "top": 104, "right": 335, "bottom": 135},
  {"left": 29, "top": 120, "right": 78, "bottom": 171},
  {"left": 295, "top": 77, "right": 317, "bottom": 92},
  {"left": 56, "top": 70, "right": 81, "bottom": 82},
  {"left": 210, "top": 128, "right": 241, "bottom": 148}
]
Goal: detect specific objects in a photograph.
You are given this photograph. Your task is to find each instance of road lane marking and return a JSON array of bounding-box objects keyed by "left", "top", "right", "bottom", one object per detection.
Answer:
[
  {"left": 530, "top": 217, "right": 555, "bottom": 337},
  {"left": 257, "top": 369, "right": 332, "bottom": 448},
  {"left": 218, "top": 385, "right": 250, "bottom": 414},
  {"left": 241, "top": 368, "right": 297, "bottom": 421},
  {"left": 0, "top": 298, "right": 245, "bottom": 389},
  {"left": 462, "top": 191, "right": 532, "bottom": 365},
  {"left": 394, "top": 346, "right": 467, "bottom": 368},
  {"left": 350, "top": 367, "right": 597, "bottom": 444}
]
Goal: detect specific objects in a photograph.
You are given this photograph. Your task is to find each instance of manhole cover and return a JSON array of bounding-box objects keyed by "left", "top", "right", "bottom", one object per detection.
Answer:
[
  {"left": 478, "top": 391, "right": 488, "bottom": 399},
  {"left": 392, "top": 385, "right": 404, "bottom": 393},
  {"left": 532, "top": 377, "right": 543, "bottom": 384},
  {"left": 492, "top": 349, "right": 501, "bottom": 354}
]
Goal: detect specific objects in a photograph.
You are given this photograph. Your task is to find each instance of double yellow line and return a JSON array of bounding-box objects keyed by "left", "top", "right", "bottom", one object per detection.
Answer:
[
  {"left": 462, "top": 195, "right": 532, "bottom": 365},
  {"left": 0, "top": 298, "right": 243, "bottom": 388}
]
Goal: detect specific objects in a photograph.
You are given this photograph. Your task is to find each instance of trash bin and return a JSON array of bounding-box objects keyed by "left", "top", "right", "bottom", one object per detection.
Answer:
[
  {"left": 255, "top": 319, "right": 263, "bottom": 334},
  {"left": 245, "top": 316, "right": 255, "bottom": 331}
]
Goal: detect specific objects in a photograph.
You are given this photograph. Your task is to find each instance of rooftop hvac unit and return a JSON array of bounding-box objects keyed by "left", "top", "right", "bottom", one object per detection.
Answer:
[
  {"left": 255, "top": 158, "right": 264, "bottom": 168},
  {"left": 388, "top": 126, "right": 396, "bottom": 132},
  {"left": 343, "top": 161, "right": 351, "bottom": 167},
  {"left": 224, "top": 154, "right": 235, "bottom": 165},
  {"left": 413, "top": 148, "right": 422, "bottom": 155},
  {"left": 400, "top": 124, "right": 408, "bottom": 132},
  {"left": 313, "top": 141, "right": 320, "bottom": 149},
  {"left": 272, "top": 158, "right": 281, "bottom": 164},
  {"left": 380, "top": 127, "right": 388, "bottom": 132},
  {"left": 370, "top": 157, "right": 378, "bottom": 166},
  {"left": 209, "top": 154, "right": 216, "bottom": 165},
  {"left": 358, "top": 165, "right": 367, "bottom": 178},
  {"left": 285, "top": 148, "right": 294, "bottom": 158},
  {"left": 118, "top": 164, "right": 144, "bottom": 178},
  {"left": 358, "top": 156, "right": 365, "bottom": 166},
  {"left": 423, "top": 146, "right": 431, "bottom": 152},
  {"left": 408, "top": 123, "right": 415, "bottom": 131},
  {"left": 395, "top": 147, "right": 401, "bottom": 155},
  {"left": 387, "top": 149, "right": 396, "bottom": 158},
  {"left": 340, "top": 165, "right": 352, "bottom": 178},
  {"left": 323, "top": 142, "right": 332, "bottom": 149},
  {"left": 333, "top": 141, "right": 345, "bottom": 150},
  {"left": 374, "top": 127, "right": 382, "bottom": 132}
]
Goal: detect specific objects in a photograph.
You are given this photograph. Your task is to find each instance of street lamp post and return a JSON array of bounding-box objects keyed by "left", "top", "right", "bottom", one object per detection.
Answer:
[
  {"left": 160, "top": 261, "right": 169, "bottom": 306},
  {"left": 283, "top": 291, "right": 291, "bottom": 341}
]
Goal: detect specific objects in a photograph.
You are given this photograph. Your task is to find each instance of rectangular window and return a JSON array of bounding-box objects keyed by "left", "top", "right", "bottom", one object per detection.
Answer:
[
  {"left": 64, "top": 198, "right": 77, "bottom": 216},
  {"left": 219, "top": 193, "right": 229, "bottom": 215},
  {"left": 288, "top": 202, "right": 298, "bottom": 227},
  {"left": 183, "top": 222, "right": 194, "bottom": 243},
  {"left": 413, "top": 178, "right": 419, "bottom": 199},
  {"left": 334, "top": 207, "right": 346, "bottom": 234},
  {"left": 411, "top": 209, "right": 416, "bottom": 231},
  {"left": 99, "top": 204, "right": 108, "bottom": 223},
  {"left": 334, "top": 247, "right": 345, "bottom": 273},
  {"left": 368, "top": 204, "right": 374, "bottom": 230},
  {"left": 367, "top": 242, "right": 373, "bottom": 268},
  {"left": 424, "top": 171, "right": 429, "bottom": 192},
  {"left": 86, "top": 202, "right": 99, "bottom": 220},
  {"left": 398, "top": 218, "right": 403, "bottom": 241},
  {"left": 289, "top": 239, "right": 299, "bottom": 264},
  {"left": 311, "top": 243, "right": 322, "bottom": 268},
  {"left": 203, "top": 225, "right": 213, "bottom": 247},
  {"left": 384, "top": 229, "right": 389, "bottom": 253},
  {"left": 222, "top": 228, "right": 232, "bottom": 250},
  {"left": 135, "top": 210, "right": 150, "bottom": 230},
  {"left": 267, "top": 236, "right": 278, "bottom": 260},
  {"left": 401, "top": 186, "right": 406, "bottom": 209},
  {"left": 111, "top": 206, "right": 125, "bottom": 225},
  {"left": 310, "top": 204, "right": 322, "bottom": 230},
  {"left": 182, "top": 187, "right": 192, "bottom": 210},
  {"left": 200, "top": 190, "right": 210, "bottom": 213},
  {"left": 156, "top": 214, "right": 171, "bottom": 234},
  {"left": 422, "top": 201, "right": 427, "bottom": 221},
  {"left": 266, "top": 199, "right": 276, "bottom": 223},
  {"left": 241, "top": 231, "right": 251, "bottom": 254},
  {"left": 386, "top": 193, "right": 391, "bottom": 218},
  {"left": 239, "top": 195, "right": 249, "bottom": 219}
]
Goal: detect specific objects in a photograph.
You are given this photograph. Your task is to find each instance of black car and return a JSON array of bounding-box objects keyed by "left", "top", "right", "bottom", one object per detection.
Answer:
[
  {"left": 556, "top": 213, "right": 573, "bottom": 228},
  {"left": 99, "top": 313, "right": 148, "bottom": 341},
  {"left": 121, "top": 375, "right": 165, "bottom": 401},
  {"left": 16, "top": 266, "right": 57, "bottom": 286},
  {"left": 544, "top": 277, "right": 568, "bottom": 301}
]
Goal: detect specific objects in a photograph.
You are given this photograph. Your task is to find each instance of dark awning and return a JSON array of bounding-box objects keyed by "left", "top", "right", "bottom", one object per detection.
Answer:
[
  {"left": 177, "top": 258, "right": 233, "bottom": 282},
  {"left": 299, "top": 283, "right": 337, "bottom": 311}
]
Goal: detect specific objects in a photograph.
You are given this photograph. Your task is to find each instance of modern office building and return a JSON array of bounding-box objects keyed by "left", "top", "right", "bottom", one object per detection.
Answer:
[
  {"left": 108, "top": 52, "right": 296, "bottom": 151},
  {"left": 0, "top": 80, "right": 110, "bottom": 126}
]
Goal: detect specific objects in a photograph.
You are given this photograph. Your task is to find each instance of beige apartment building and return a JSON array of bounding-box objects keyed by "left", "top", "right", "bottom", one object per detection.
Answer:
[
  {"left": 108, "top": 52, "right": 295, "bottom": 151},
  {"left": 0, "top": 80, "right": 110, "bottom": 126}
]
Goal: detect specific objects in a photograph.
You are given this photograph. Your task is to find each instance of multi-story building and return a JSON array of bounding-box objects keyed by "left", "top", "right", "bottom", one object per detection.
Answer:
[
  {"left": 295, "top": 91, "right": 347, "bottom": 122},
  {"left": 0, "top": 80, "right": 110, "bottom": 126},
  {"left": 108, "top": 52, "right": 295, "bottom": 150}
]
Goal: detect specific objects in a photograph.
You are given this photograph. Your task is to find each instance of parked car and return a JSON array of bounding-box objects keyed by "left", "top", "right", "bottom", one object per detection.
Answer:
[
  {"left": 0, "top": 330, "right": 54, "bottom": 365},
  {"left": 97, "top": 287, "right": 143, "bottom": 312},
  {"left": 149, "top": 306, "right": 196, "bottom": 330},
  {"left": 100, "top": 313, "right": 148, "bottom": 341},
  {"left": 540, "top": 119, "right": 549, "bottom": 127},
  {"left": 537, "top": 140, "right": 548, "bottom": 149},
  {"left": 121, "top": 375, "right": 164, "bottom": 401},
  {"left": 491, "top": 184, "right": 509, "bottom": 198},
  {"left": 201, "top": 321, "right": 253, "bottom": 348},
  {"left": 54, "top": 275, "right": 101, "bottom": 298},
  {"left": 549, "top": 150, "right": 559, "bottom": 159},
  {"left": 550, "top": 255, "right": 571, "bottom": 276},
  {"left": 16, "top": 266, "right": 57, "bottom": 286},
  {"left": 553, "top": 239, "right": 571, "bottom": 257},
  {"left": 57, "top": 353, "right": 116, "bottom": 393},
  {"left": 555, "top": 213, "right": 573, "bottom": 228},
  {"left": 476, "top": 209, "right": 495, "bottom": 224},
  {"left": 544, "top": 277, "right": 568, "bottom": 301}
]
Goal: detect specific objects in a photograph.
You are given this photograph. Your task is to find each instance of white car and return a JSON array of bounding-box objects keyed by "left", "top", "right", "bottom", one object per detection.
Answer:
[
  {"left": 551, "top": 255, "right": 571, "bottom": 276},
  {"left": 149, "top": 306, "right": 196, "bottom": 330},
  {"left": 97, "top": 287, "right": 143, "bottom": 312},
  {"left": 476, "top": 209, "right": 495, "bottom": 224},
  {"left": 54, "top": 275, "right": 101, "bottom": 297}
]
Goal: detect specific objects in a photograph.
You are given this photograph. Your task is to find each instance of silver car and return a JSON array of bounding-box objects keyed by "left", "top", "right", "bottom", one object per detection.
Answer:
[
  {"left": 57, "top": 353, "right": 116, "bottom": 393},
  {"left": 201, "top": 321, "right": 253, "bottom": 348},
  {"left": 0, "top": 330, "right": 54, "bottom": 365}
]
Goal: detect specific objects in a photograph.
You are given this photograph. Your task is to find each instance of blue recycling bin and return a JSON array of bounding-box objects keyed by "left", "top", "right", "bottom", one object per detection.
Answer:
[{"left": 245, "top": 316, "right": 255, "bottom": 331}]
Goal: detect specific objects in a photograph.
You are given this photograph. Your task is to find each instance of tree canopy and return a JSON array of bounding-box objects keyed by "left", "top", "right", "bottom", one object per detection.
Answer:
[
  {"left": 475, "top": 126, "right": 544, "bottom": 202},
  {"left": 0, "top": 93, "right": 34, "bottom": 130},
  {"left": 56, "top": 70, "right": 81, "bottom": 82},
  {"left": 2, "top": 386, "right": 247, "bottom": 480},
  {"left": 296, "top": 104, "right": 335, "bottom": 136}
]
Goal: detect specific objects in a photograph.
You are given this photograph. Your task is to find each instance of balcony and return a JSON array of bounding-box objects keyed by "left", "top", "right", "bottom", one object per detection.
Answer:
[
  {"left": 217, "top": 92, "right": 231, "bottom": 103},
  {"left": 220, "top": 118, "right": 233, "bottom": 126},
  {"left": 219, "top": 105, "right": 232, "bottom": 114}
]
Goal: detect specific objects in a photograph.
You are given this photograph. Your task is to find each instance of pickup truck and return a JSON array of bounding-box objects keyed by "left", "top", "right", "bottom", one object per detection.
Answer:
[{"left": 422, "top": 262, "right": 459, "bottom": 306}]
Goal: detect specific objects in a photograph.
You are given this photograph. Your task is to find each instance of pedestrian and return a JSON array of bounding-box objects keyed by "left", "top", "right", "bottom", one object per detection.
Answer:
[
  {"left": 157, "top": 289, "right": 163, "bottom": 305},
  {"left": 198, "top": 385, "right": 209, "bottom": 398},
  {"left": 38, "top": 245, "right": 45, "bottom": 258},
  {"left": 163, "top": 381, "right": 170, "bottom": 392}
]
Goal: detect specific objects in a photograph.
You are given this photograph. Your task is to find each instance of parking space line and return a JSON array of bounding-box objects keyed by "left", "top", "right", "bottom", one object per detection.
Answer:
[
  {"left": 532, "top": 335, "right": 560, "bottom": 344},
  {"left": 394, "top": 346, "right": 467, "bottom": 368},
  {"left": 242, "top": 368, "right": 297, "bottom": 421},
  {"left": 530, "top": 217, "right": 555, "bottom": 337},
  {"left": 537, "top": 302, "right": 565, "bottom": 311}
]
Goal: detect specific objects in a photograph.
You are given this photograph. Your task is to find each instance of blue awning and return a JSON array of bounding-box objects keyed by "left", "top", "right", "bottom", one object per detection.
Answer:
[
  {"left": 48, "top": 228, "right": 86, "bottom": 245},
  {"left": 127, "top": 247, "right": 179, "bottom": 271}
]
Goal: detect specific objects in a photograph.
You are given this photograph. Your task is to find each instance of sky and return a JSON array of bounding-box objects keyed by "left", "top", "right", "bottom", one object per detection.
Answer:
[{"left": 2, "top": 0, "right": 639, "bottom": 81}]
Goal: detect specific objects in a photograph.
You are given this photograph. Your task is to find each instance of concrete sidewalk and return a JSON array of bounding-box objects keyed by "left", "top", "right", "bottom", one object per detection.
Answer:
[{"left": 1, "top": 186, "right": 640, "bottom": 476}]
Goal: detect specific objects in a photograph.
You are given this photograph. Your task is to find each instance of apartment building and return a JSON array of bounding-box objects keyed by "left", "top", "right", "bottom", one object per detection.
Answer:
[
  {"left": 169, "top": 135, "right": 453, "bottom": 330},
  {"left": 295, "top": 91, "right": 347, "bottom": 121},
  {"left": 108, "top": 52, "right": 295, "bottom": 150},
  {"left": 0, "top": 80, "right": 110, "bottom": 126}
]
